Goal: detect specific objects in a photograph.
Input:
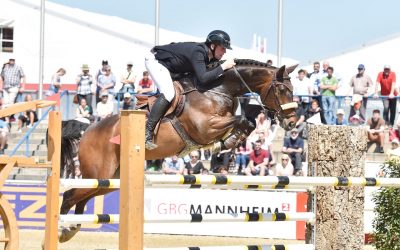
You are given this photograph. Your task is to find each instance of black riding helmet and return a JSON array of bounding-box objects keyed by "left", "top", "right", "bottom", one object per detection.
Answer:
[{"left": 206, "top": 30, "right": 232, "bottom": 50}]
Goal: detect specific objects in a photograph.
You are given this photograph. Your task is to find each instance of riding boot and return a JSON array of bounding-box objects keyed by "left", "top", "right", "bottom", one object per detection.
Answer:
[{"left": 145, "top": 94, "right": 171, "bottom": 150}]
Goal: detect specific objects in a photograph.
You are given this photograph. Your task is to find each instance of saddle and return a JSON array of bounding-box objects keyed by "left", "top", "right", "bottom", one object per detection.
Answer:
[{"left": 135, "top": 75, "right": 197, "bottom": 117}]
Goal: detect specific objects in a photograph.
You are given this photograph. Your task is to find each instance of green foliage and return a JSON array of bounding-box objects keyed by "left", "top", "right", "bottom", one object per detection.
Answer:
[{"left": 373, "top": 159, "right": 400, "bottom": 249}]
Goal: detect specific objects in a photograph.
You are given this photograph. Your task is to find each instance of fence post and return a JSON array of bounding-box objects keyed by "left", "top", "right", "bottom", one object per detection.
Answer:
[{"left": 119, "top": 110, "right": 146, "bottom": 250}]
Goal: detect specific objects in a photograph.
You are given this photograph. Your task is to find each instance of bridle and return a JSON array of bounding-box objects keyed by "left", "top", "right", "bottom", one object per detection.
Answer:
[{"left": 232, "top": 66, "right": 297, "bottom": 122}]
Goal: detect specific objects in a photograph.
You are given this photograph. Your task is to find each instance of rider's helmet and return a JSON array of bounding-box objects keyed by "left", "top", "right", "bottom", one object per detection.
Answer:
[{"left": 205, "top": 30, "right": 232, "bottom": 50}]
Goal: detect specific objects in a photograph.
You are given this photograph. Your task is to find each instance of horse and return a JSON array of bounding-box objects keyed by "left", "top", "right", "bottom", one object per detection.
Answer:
[{"left": 58, "top": 59, "right": 298, "bottom": 242}]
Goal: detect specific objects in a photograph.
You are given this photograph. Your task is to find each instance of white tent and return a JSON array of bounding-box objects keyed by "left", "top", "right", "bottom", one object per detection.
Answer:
[{"left": 0, "top": 0, "right": 298, "bottom": 84}]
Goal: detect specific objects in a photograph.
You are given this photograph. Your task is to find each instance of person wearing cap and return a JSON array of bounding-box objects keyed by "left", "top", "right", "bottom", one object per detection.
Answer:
[
  {"left": 366, "top": 109, "right": 385, "bottom": 153},
  {"left": 349, "top": 114, "right": 363, "bottom": 126},
  {"left": 144, "top": 30, "right": 236, "bottom": 150},
  {"left": 118, "top": 61, "right": 136, "bottom": 95},
  {"left": 374, "top": 64, "right": 397, "bottom": 126},
  {"left": 0, "top": 58, "right": 25, "bottom": 107},
  {"left": 121, "top": 92, "right": 135, "bottom": 110},
  {"left": 96, "top": 90, "right": 113, "bottom": 121},
  {"left": 282, "top": 127, "right": 304, "bottom": 175},
  {"left": 335, "top": 108, "right": 348, "bottom": 125},
  {"left": 348, "top": 64, "right": 373, "bottom": 122},
  {"left": 76, "top": 64, "right": 94, "bottom": 106}
]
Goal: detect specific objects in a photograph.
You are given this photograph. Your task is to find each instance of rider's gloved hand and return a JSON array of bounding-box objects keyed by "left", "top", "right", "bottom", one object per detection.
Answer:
[{"left": 221, "top": 58, "right": 236, "bottom": 71}]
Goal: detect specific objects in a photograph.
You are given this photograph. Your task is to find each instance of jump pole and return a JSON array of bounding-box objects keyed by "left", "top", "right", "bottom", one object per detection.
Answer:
[
  {"left": 44, "top": 111, "right": 61, "bottom": 250},
  {"left": 119, "top": 110, "right": 146, "bottom": 250}
]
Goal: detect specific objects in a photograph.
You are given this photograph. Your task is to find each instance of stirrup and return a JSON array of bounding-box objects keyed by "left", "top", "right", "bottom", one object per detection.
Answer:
[{"left": 145, "top": 140, "right": 158, "bottom": 150}]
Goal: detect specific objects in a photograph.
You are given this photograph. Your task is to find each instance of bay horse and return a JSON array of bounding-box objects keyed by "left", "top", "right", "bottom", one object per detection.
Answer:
[{"left": 58, "top": 59, "right": 298, "bottom": 242}]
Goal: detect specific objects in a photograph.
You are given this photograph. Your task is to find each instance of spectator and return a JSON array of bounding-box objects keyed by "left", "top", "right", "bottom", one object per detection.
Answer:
[
  {"left": 374, "top": 65, "right": 397, "bottom": 126},
  {"left": 116, "top": 62, "right": 136, "bottom": 101},
  {"left": 137, "top": 71, "right": 155, "bottom": 94},
  {"left": 234, "top": 140, "right": 251, "bottom": 174},
  {"left": 94, "top": 60, "right": 109, "bottom": 97},
  {"left": 0, "top": 58, "right": 25, "bottom": 108},
  {"left": 201, "top": 168, "right": 210, "bottom": 175},
  {"left": 389, "top": 118, "right": 400, "bottom": 142},
  {"left": 244, "top": 140, "right": 269, "bottom": 176},
  {"left": 185, "top": 150, "right": 205, "bottom": 175},
  {"left": 121, "top": 92, "right": 136, "bottom": 110},
  {"left": 366, "top": 109, "right": 385, "bottom": 153},
  {"left": 335, "top": 109, "right": 348, "bottom": 126},
  {"left": 282, "top": 128, "right": 304, "bottom": 175},
  {"left": 96, "top": 90, "right": 113, "bottom": 121},
  {"left": 349, "top": 114, "right": 363, "bottom": 126},
  {"left": 17, "top": 94, "right": 38, "bottom": 132},
  {"left": 96, "top": 65, "right": 116, "bottom": 103},
  {"left": 320, "top": 66, "right": 338, "bottom": 125},
  {"left": 0, "top": 119, "right": 9, "bottom": 154},
  {"left": 46, "top": 68, "right": 66, "bottom": 96},
  {"left": 386, "top": 138, "right": 400, "bottom": 161},
  {"left": 288, "top": 95, "right": 306, "bottom": 137},
  {"left": 76, "top": 98, "right": 93, "bottom": 122},
  {"left": 274, "top": 154, "right": 294, "bottom": 176},
  {"left": 162, "top": 155, "right": 185, "bottom": 175},
  {"left": 76, "top": 64, "right": 94, "bottom": 106},
  {"left": 349, "top": 94, "right": 363, "bottom": 123},
  {"left": 308, "top": 61, "right": 322, "bottom": 97},
  {"left": 219, "top": 167, "right": 229, "bottom": 176},
  {"left": 210, "top": 148, "right": 232, "bottom": 173},
  {"left": 120, "top": 61, "right": 136, "bottom": 93},
  {"left": 305, "top": 99, "right": 326, "bottom": 125},
  {"left": 292, "top": 69, "right": 313, "bottom": 110},
  {"left": 348, "top": 64, "right": 373, "bottom": 122},
  {"left": 258, "top": 131, "right": 276, "bottom": 166},
  {"left": 254, "top": 110, "right": 270, "bottom": 135},
  {"left": 266, "top": 59, "right": 273, "bottom": 67}
]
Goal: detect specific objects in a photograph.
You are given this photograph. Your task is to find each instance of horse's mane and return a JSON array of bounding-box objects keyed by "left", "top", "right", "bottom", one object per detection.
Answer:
[{"left": 207, "top": 59, "right": 276, "bottom": 70}]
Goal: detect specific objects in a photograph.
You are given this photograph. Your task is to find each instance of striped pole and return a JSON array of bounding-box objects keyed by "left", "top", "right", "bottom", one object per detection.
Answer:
[
  {"left": 144, "top": 245, "right": 315, "bottom": 250},
  {"left": 146, "top": 175, "right": 400, "bottom": 188},
  {"left": 59, "top": 212, "right": 315, "bottom": 224},
  {"left": 60, "top": 179, "right": 120, "bottom": 189},
  {"left": 146, "top": 183, "right": 312, "bottom": 191}
]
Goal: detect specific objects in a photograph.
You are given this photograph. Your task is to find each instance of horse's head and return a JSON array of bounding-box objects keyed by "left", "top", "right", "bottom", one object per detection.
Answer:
[
  {"left": 209, "top": 59, "right": 298, "bottom": 130},
  {"left": 259, "top": 64, "right": 298, "bottom": 131}
]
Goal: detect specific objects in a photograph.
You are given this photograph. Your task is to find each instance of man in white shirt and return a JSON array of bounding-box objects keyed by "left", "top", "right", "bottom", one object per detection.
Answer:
[
  {"left": 96, "top": 90, "right": 114, "bottom": 121},
  {"left": 292, "top": 69, "right": 313, "bottom": 110}
]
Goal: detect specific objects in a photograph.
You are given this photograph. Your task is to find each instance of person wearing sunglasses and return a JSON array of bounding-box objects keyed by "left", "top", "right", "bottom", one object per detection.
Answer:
[
  {"left": 185, "top": 150, "right": 205, "bottom": 175},
  {"left": 274, "top": 154, "right": 294, "bottom": 176}
]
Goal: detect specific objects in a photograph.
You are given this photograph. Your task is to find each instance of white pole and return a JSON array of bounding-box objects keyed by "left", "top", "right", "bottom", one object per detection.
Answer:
[
  {"left": 38, "top": 0, "right": 45, "bottom": 117},
  {"left": 277, "top": 0, "right": 283, "bottom": 67},
  {"left": 155, "top": 0, "right": 160, "bottom": 46}
]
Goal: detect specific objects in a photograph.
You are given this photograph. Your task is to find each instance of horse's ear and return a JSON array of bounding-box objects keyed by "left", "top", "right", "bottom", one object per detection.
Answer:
[
  {"left": 276, "top": 65, "right": 286, "bottom": 78},
  {"left": 286, "top": 64, "right": 299, "bottom": 75}
]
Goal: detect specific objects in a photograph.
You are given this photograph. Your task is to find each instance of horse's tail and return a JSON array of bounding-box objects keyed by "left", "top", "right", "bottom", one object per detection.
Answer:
[{"left": 47, "top": 119, "right": 90, "bottom": 178}]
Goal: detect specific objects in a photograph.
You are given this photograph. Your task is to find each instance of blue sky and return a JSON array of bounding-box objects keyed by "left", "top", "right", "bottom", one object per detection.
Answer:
[{"left": 49, "top": 0, "right": 400, "bottom": 65}]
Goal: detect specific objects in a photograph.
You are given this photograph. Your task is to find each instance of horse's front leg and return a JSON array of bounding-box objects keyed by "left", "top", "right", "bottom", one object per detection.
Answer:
[{"left": 221, "top": 116, "right": 255, "bottom": 149}]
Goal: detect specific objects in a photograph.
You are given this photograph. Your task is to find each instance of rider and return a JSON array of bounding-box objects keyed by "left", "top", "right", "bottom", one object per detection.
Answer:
[{"left": 144, "top": 30, "right": 236, "bottom": 150}]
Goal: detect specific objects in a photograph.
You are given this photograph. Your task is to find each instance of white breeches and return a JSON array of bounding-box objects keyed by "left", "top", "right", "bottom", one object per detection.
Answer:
[{"left": 145, "top": 54, "right": 175, "bottom": 102}]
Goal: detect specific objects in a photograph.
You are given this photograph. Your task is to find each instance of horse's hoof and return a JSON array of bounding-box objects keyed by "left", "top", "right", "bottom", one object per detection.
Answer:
[
  {"left": 145, "top": 142, "right": 158, "bottom": 150},
  {"left": 58, "top": 224, "right": 81, "bottom": 243}
]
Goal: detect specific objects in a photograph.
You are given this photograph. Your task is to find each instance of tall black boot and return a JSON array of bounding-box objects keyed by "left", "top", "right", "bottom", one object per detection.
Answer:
[{"left": 145, "top": 94, "right": 171, "bottom": 150}]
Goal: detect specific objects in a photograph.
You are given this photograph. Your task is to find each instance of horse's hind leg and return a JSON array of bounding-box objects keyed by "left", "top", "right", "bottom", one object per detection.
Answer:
[
  {"left": 59, "top": 188, "right": 99, "bottom": 243},
  {"left": 59, "top": 188, "right": 117, "bottom": 243}
]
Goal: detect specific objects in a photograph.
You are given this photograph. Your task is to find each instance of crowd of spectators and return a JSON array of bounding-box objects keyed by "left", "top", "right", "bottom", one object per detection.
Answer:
[{"left": 0, "top": 57, "right": 398, "bottom": 175}]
